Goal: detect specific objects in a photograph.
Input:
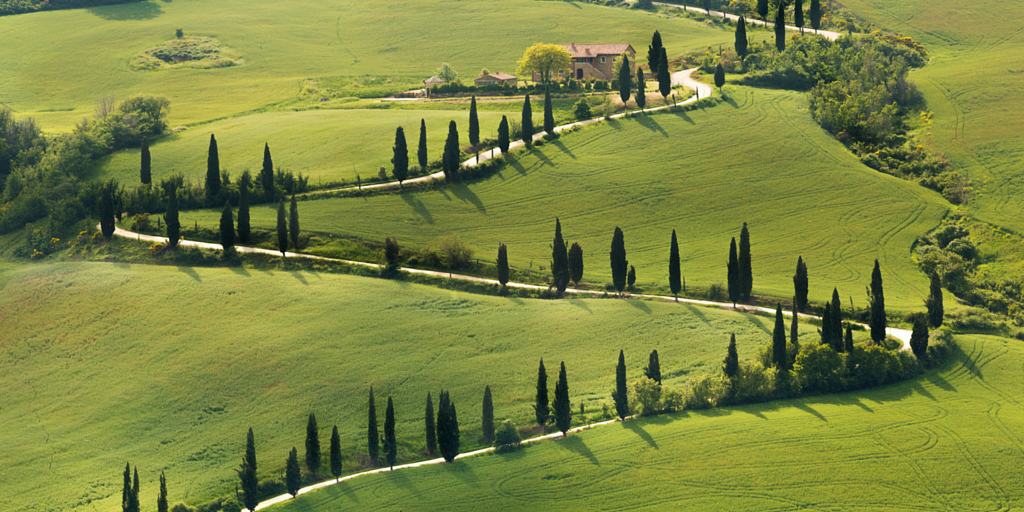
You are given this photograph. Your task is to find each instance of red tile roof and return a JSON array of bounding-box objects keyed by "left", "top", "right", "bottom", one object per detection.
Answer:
[{"left": 561, "top": 43, "right": 633, "bottom": 58}]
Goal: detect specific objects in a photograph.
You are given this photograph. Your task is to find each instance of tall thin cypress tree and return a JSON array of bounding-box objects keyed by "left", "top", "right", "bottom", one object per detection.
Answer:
[
  {"left": 497, "top": 243, "right": 509, "bottom": 288},
  {"left": 140, "top": 140, "right": 151, "bottom": 185},
  {"left": 568, "top": 242, "right": 584, "bottom": 286},
  {"left": 482, "top": 385, "right": 494, "bottom": 444},
  {"left": 790, "top": 297, "right": 799, "bottom": 350},
  {"left": 437, "top": 390, "right": 460, "bottom": 462},
  {"left": 276, "top": 200, "right": 288, "bottom": 257},
  {"left": 285, "top": 447, "right": 301, "bottom": 497},
  {"left": 714, "top": 62, "right": 725, "bottom": 91},
  {"left": 820, "top": 303, "right": 833, "bottom": 347},
  {"left": 727, "top": 237, "right": 740, "bottom": 306},
  {"left": 425, "top": 392, "right": 437, "bottom": 456},
  {"left": 238, "top": 428, "right": 258, "bottom": 512},
  {"left": 775, "top": 1, "right": 787, "bottom": 52},
  {"left": 610, "top": 227, "right": 628, "bottom": 294},
  {"left": 809, "top": 0, "right": 822, "bottom": 32},
  {"left": 305, "top": 413, "right": 321, "bottom": 474},
  {"left": 644, "top": 349, "right": 661, "bottom": 384},
  {"left": 831, "top": 288, "right": 844, "bottom": 351},
  {"left": 635, "top": 68, "right": 646, "bottom": 110},
  {"left": 392, "top": 126, "right": 409, "bottom": 186},
  {"left": 739, "top": 223, "right": 752, "bottom": 301},
  {"left": 553, "top": 362, "right": 571, "bottom": 435},
  {"left": 99, "top": 180, "right": 117, "bottom": 238},
  {"left": 442, "top": 120, "right": 460, "bottom": 182},
  {"left": 910, "top": 317, "right": 929, "bottom": 359},
  {"left": 521, "top": 94, "right": 534, "bottom": 148},
  {"left": 206, "top": 134, "right": 220, "bottom": 199},
  {"left": 122, "top": 461, "right": 131, "bottom": 511},
  {"left": 237, "top": 171, "right": 250, "bottom": 244},
  {"left": 793, "top": 256, "right": 809, "bottom": 312},
  {"left": 844, "top": 323, "right": 854, "bottom": 353},
  {"left": 613, "top": 350, "right": 629, "bottom": 419},
  {"left": 469, "top": 96, "right": 480, "bottom": 146},
  {"left": 330, "top": 425, "right": 342, "bottom": 481},
  {"left": 794, "top": 0, "right": 805, "bottom": 33},
  {"left": 219, "top": 200, "right": 235, "bottom": 251},
  {"left": 647, "top": 30, "right": 663, "bottom": 75},
  {"left": 165, "top": 186, "right": 179, "bottom": 248},
  {"left": 367, "top": 387, "right": 379, "bottom": 466},
  {"left": 418, "top": 119, "right": 428, "bottom": 170},
  {"left": 669, "top": 230, "right": 681, "bottom": 300},
  {"left": 261, "top": 143, "right": 275, "bottom": 198},
  {"left": 657, "top": 47, "right": 671, "bottom": 102},
  {"left": 497, "top": 116, "right": 510, "bottom": 155},
  {"left": 723, "top": 333, "right": 739, "bottom": 378},
  {"left": 384, "top": 396, "right": 397, "bottom": 469},
  {"left": 927, "top": 271, "right": 944, "bottom": 328},
  {"left": 773, "top": 303, "right": 788, "bottom": 371},
  {"left": 157, "top": 471, "right": 167, "bottom": 512},
  {"left": 534, "top": 359, "right": 549, "bottom": 428},
  {"left": 735, "top": 17, "right": 749, "bottom": 60},
  {"left": 543, "top": 88, "right": 555, "bottom": 134},
  {"left": 552, "top": 218, "right": 569, "bottom": 295},
  {"left": 757, "top": 0, "right": 768, "bottom": 22},
  {"left": 617, "top": 54, "right": 632, "bottom": 105},
  {"left": 869, "top": 259, "right": 887, "bottom": 343},
  {"left": 289, "top": 194, "right": 300, "bottom": 251},
  {"left": 133, "top": 467, "right": 139, "bottom": 498}
]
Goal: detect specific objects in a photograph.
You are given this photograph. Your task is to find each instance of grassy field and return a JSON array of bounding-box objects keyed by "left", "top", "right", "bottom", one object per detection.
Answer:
[
  {"left": 0, "top": 0, "right": 749, "bottom": 130},
  {"left": 182, "top": 87, "right": 950, "bottom": 311},
  {"left": 90, "top": 109, "right": 515, "bottom": 185},
  {"left": 0, "top": 261, "right": 829, "bottom": 512},
  {"left": 840, "top": 0, "right": 1024, "bottom": 236},
  {"left": 276, "top": 332, "right": 1024, "bottom": 511}
]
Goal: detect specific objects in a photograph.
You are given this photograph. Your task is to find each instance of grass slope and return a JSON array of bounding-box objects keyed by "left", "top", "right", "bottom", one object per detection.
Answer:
[
  {"left": 0, "top": 0, "right": 744, "bottom": 130},
  {"left": 183, "top": 88, "right": 949, "bottom": 311},
  {"left": 0, "top": 262, "right": 820, "bottom": 512},
  {"left": 90, "top": 109, "right": 515, "bottom": 185},
  {"left": 277, "top": 333, "right": 1024, "bottom": 510},
  {"left": 840, "top": 0, "right": 1024, "bottom": 235}
]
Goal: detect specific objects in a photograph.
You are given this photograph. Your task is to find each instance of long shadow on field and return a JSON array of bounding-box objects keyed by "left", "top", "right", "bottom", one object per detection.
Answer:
[
  {"left": 672, "top": 109, "right": 695, "bottom": 125},
  {"left": 551, "top": 140, "right": 576, "bottom": 159},
  {"left": 724, "top": 95, "right": 740, "bottom": 109},
  {"left": 451, "top": 184, "right": 485, "bottom": 213},
  {"left": 445, "top": 461, "right": 479, "bottom": 486},
  {"left": 568, "top": 299, "right": 592, "bottom": 314},
  {"left": 684, "top": 304, "right": 709, "bottom": 325},
  {"left": 388, "top": 468, "right": 420, "bottom": 495},
  {"left": 624, "top": 421, "right": 659, "bottom": 449},
  {"left": 606, "top": 118, "right": 623, "bottom": 131},
  {"left": 743, "top": 313, "right": 772, "bottom": 336},
  {"left": 288, "top": 271, "right": 308, "bottom": 285},
  {"left": 89, "top": 0, "right": 163, "bottom": 20},
  {"left": 628, "top": 299, "right": 652, "bottom": 314},
  {"left": 558, "top": 435, "right": 599, "bottom": 465},
  {"left": 401, "top": 193, "right": 435, "bottom": 224},
  {"left": 333, "top": 480, "right": 360, "bottom": 503},
  {"left": 229, "top": 266, "right": 250, "bottom": 277},
  {"left": 636, "top": 115, "right": 668, "bottom": 136},
  {"left": 177, "top": 266, "right": 201, "bottom": 282},
  {"left": 792, "top": 401, "right": 828, "bottom": 422},
  {"left": 508, "top": 156, "right": 527, "bottom": 175}
]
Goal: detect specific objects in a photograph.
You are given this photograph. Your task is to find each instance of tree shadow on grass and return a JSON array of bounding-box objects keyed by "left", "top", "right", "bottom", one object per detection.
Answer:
[
  {"left": 177, "top": 265, "right": 201, "bottom": 282},
  {"left": 450, "top": 184, "right": 485, "bottom": 213},
  {"left": 229, "top": 266, "right": 250, "bottom": 277},
  {"left": 558, "top": 435, "right": 598, "bottom": 465},
  {"left": 792, "top": 401, "right": 828, "bottom": 422},
  {"left": 387, "top": 468, "right": 419, "bottom": 495},
  {"left": 628, "top": 298, "right": 652, "bottom": 314},
  {"left": 400, "top": 193, "right": 434, "bottom": 224},
  {"left": 683, "top": 303, "right": 710, "bottom": 325},
  {"left": 624, "top": 420, "right": 659, "bottom": 449},
  {"left": 551, "top": 139, "right": 576, "bottom": 159},
  {"left": 743, "top": 312, "right": 772, "bottom": 336},
  {"left": 568, "top": 298, "right": 592, "bottom": 314},
  {"left": 288, "top": 270, "right": 308, "bottom": 285},
  {"left": 89, "top": 0, "right": 163, "bottom": 20},
  {"left": 635, "top": 115, "right": 668, "bottom": 136},
  {"left": 672, "top": 109, "right": 695, "bottom": 125},
  {"left": 508, "top": 156, "right": 527, "bottom": 175},
  {"left": 444, "top": 461, "right": 479, "bottom": 486}
]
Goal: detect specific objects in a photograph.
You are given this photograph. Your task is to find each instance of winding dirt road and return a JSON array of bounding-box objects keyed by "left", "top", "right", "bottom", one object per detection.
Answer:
[{"left": 642, "top": 2, "right": 842, "bottom": 41}]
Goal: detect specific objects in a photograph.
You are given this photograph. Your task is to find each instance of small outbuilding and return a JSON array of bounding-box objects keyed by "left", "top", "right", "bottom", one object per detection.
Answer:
[
  {"left": 424, "top": 75, "right": 444, "bottom": 97},
  {"left": 474, "top": 72, "right": 518, "bottom": 87}
]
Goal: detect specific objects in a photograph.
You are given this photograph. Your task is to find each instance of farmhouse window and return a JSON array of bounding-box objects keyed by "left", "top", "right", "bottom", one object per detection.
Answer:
[{"left": 601, "top": 56, "right": 606, "bottom": 63}]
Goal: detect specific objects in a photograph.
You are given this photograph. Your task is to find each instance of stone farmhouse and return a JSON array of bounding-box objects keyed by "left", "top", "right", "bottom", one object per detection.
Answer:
[
  {"left": 532, "top": 43, "right": 636, "bottom": 82},
  {"left": 474, "top": 72, "right": 518, "bottom": 86}
]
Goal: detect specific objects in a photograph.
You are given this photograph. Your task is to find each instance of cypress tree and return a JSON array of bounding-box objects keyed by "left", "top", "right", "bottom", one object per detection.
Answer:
[
  {"left": 757, "top": 0, "right": 768, "bottom": 22},
  {"left": 793, "top": 256, "right": 809, "bottom": 312},
  {"left": 206, "top": 134, "right": 220, "bottom": 199},
  {"left": 157, "top": 471, "right": 167, "bottom": 512},
  {"left": 927, "top": 271, "right": 944, "bottom": 328},
  {"left": 261, "top": 143, "right": 275, "bottom": 198},
  {"left": 497, "top": 116, "right": 510, "bottom": 155},
  {"left": 644, "top": 349, "right": 661, "bottom": 384},
  {"left": 735, "top": 17, "right": 749, "bottom": 60},
  {"left": 418, "top": 119, "right": 428, "bottom": 170},
  {"left": 669, "top": 229, "right": 681, "bottom": 300},
  {"left": 552, "top": 218, "right": 570, "bottom": 295},
  {"left": 133, "top": 467, "right": 139, "bottom": 500},
  {"left": 384, "top": 396, "right": 396, "bottom": 469},
  {"left": 831, "top": 288, "right": 844, "bottom": 351},
  {"left": 285, "top": 447, "right": 301, "bottom": 497},
  {"left": 238, "top": 428, "right": 258, "bottom": 512},
  {"left": 442, "top": 120, "right": 460, "bottom": 182},
  {"left": 702, "top": 0, "right": 710, "bottom": 13},
  {"left": 367, "top": 386, "right": 379, "bottom": 466},
  {"left": 140, "top": 140, "right": 151, "bottom": 185},
  {"left": 305, "top": 413, "right": 321, "bottom": 474},
  {"left": 869, "top": 259, "right": 887, "bottom": 343},
  {"left": 714, "top": 62, "right": 725, "bottom": 91},
  {"left": 237, "top": 171, "right": 251, "bottom": 244},
  {"left": 627, "top": 265, "right": 636, "bottom": 290},
  {"left": 910, "top": 317, "right": 929, "bottom": 359},
  {"left": 392, "top": 127, "right": 409, "bottom": 186},
  {"left": 289, "top": 194, "right": 300, "bottom": 251},
  {"left": 553, "top": 362, "right": 571, "bottom": 435},
  {"left": 276, "top": 200, "right": 288, "bottom": 257},
  {"left": 635, "top": 68, "right": 646, "bottom": 110},
  {"left": 165, "top": 186, "right": 179, "bottom": 248},
  {"left": 775, "top": 1, "right": 787, "bottom": 52},
  {"left": 568, "top": 242, "right": 584, "bottom": 286},
  {"left": 521, "top": 94, "right": 534, "bottom": 148},
  {"left": 794, "top": 0, "right": 805, "bottom": 33},
  {"left": 534, "top": 358, "right": 549, "bottom": 428},
  {"left": 543, "top": 88, "right": 555, "bottom": 134},
  {"left": 425, "top": 392, "right": 437, "bottom": 456},
  {"left": 482, "top": 385, "right": 494, "bottom": 444},
  {"left": 122, "top": 461, "right": 131, "bottom": 511},
  {"left": 647, "top": 30, "right": 663, "bottom": 75},
  {"left": 657, "top": 47, "right": 671, "bottom": 101},
  {"left": 613, "top": 350, "right": 629, "bottom": 419},
  {"left": 330, "top": 425, "right": 342, "bottom": 481},
  {"left": 723, "top": 333, "right": 739, "bottom": 378},
  {"left": 469, "top": 96, "right": 480, "bottom": 146},
  {"left": 219, "top": 201, "right": 234, "bottom": 251},
  {"left": 810, "top": 0, "right": 822, "bottom": 32},
  {"left": 100, "top": 180, "right": 117, "bottom": 238},
  {"left": 845, "top": 323, "right": 854, "bottom": 353},
  {"left": 790, "top": 297, "right": 799, "bottom": 350},
  {"left": 497, "top": 243, "right": 509, "bottom": 288},
  {"left": 610, "top": 227, "right": 628, "bottom": 294},
  {"left": 617, "top": 54, "right": 632, "bottom": 105},
  {"left": 437, "top": 390, "right": 460, "bottom": 463},
  {"left": 739, "top": 223, "right": 752, "bottom": 301},
  {"left": 727, "top": 237, "right": 740, "bottom": 306},
  {"left": 773, "top": 303, "right": 788, "bottom": 371},
  {"left": 820, "top": 303, "right": 833, "bottom": 347}
]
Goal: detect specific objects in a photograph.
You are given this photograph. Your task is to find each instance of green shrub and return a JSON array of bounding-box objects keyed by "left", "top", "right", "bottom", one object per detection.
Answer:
[
  {"left": 573, "top": 99, "right": 592, "bottom": 121},
  {"left": 794, "top": 344, "right": 847, "bottom": 394},
  {"left": 683, "top": 374, "right": 729, "bottom": 410},
  {"left": 628, "top": 377, "right": 662, "bottom": 416},
  {"left": 170, "top": 505, "right": 195, "bottom": 512},
  {"left": 493, "top": 419, "right": 522, "bottom": 453},
  {"left": 728, "top": 361, "right": 777, "bottom": 404}
]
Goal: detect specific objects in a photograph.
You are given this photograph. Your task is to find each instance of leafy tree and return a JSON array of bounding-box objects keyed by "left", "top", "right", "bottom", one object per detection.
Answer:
[
  {"left": 568, "top": 242, "right": 584, "bottom": 286},
  {"left": 845, "top": 323, "right": 854, "bottom": 353},
  {"left": 551, "top": 218, "right": 570, "bottom": 295},
  {"left": 262, "top": 143, "right": 275, "bottom": 197},
  {"left": 723, "top": 333, "right": 739, "bottom": 378},
  {"left": 498, "top": 116, "right": 510, "bottom": 155},
  {"left": 543, "top": 88, "right": 555, "bottom": 134},
  {"left": 384, "top": 396, "right": 397, "bottom": 469},
  {"left": 647, "top": 30, "right": 663, "bottom": 75},
  {"left": 553, "top": 361, "right": 571, "bottom": 435},
  {"left": 793, "top": 256, "right": 809, "bottom": 312},
  {"left": 757, "top": 0, "right": 769, "bottom": 22},
  {"left": 140, "top": 140, "right": 151, "bottom": 185},
  {"left": 392, "top": 127, "right": 408, "bottom": 186},
  {"left": 657, "top": 47, "right": 671, "bottom": 101},
  {"left": 442, "top": 120, "right": 461, "bottom": 181},
  {"left": 437, "top": 390, "right": 461, "bottom": 462},
  {"left": 714, "top": 62, "right": 725, "bottom": 91},
  {"left": 469, "top": 96, "right": 480, "bottom": 146},
  {"left": 739, "top": 222, "right": 752, "bottom": 301},
  {"left": 482, "top": 385, "right": 495, "bottom": 444},
  {"left": 305, "top": 413, "right": 321, "bottom": 474},
  {"left": 367, "top": 386, "right": 379, "bottom": 466},
  {"left": 384, "top": 237, "right": 401, "bottom": 273},
  {"left": 727, "top": 237, "right": 740, "bottom": 306},
  {"left": 669, "top": 229, "right": 681, "bottom": 300},
  {"left": 869, "top": 259, "right": 887, "bottom": 343},
  {"left": 627, "top": 265, "right": 637, "bottom": 290},
  {"left": 644, "top": 349, "right": 661, "bottom": 384},
  {"left": 276, "top": 200, "right": 288, "bottom": 256},
  {"left": 521, "top": 94, "right": 534, "bottom": 148},
  {"left": 437, "top": 62, "right": 458, "bottom": 82},
  {"left": 617, "top": 54, "right": 632, "bottom": 105},
  {"left": 494, "top": 420, "right": 522, "bottom": 453},
  {"left": 206, "top": 134, "right": 220, "bottom": 199},
  {"left": 237, "top": 171, "right": 251, "bottom": 244},
  {"left": 810, "top": 0, "right": 822, "bottom": 32},
  {"left": 289, "top": 194, "right": 300, "bottom": 251},
  {"left": 926, "top": 271, "right": 944, "bottom": 327},
  {"left": 497, "top": 243, "right": 509, "bottom": 288},
  {"left": 773, "top": 303, "right": 789, "bottom": 371},
  {"left": 794, "top": 0, "right": 805, "bottom": 32},
  {"left": 157, "top": 471, "right": 167, "bottom": 512},
  {"left": 573, "top": 99, "right": 592, "bottom": 121},
  {"left": 735, "top": 17, "right": 749, "bottom": 60},
  {"left": 164, "top": 185, "right": 179, "bottom": 248},
  {"left": 635, "top": 68, "right": 646, "bottom": 110},
  {"left": 610, "top": 227, "right": 628, "bottom": 294},
  {"left": 418, "top": 119, "right": 428, "bottom": 170},
  {"left": 613, "top": 350, "right": 629, "bottom": 419},
  {"left": 790, "top": 297, "right": 799, "bottom": 350},
  {"left": 285, "top": 447, "right": 301, "bottom": 497},
  {"left": 910, "top": 317, "right": 929, "bottom": 359},
  {"left": 775, "top": 1, "right": 787, "bottom": 52},
  {"left": 238, "top": 428, "right": 258, "bottom": 512},
  {"left": 425, "top": 392, "right": 437, "bottom": 456},
  {"left": 516, "top": 43, "right": 572, "bottom": 84},
  {"left": 219, "top": 201, "right": 234, "bottom": 251},
  {"left": 534, "top": 358, "right": 549, "bottom": 428},
  {"left": 330, "top": 426, "right": 342, "bottom": 481}
]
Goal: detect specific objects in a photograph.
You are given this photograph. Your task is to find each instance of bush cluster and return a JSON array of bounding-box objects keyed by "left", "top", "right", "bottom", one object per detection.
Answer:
[{"left": 0, "top": 0, "right": 141, "bottom": 16}]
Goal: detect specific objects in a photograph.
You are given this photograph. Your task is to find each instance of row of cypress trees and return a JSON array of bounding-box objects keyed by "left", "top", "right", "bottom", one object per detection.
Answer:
[{"left": 118, "top": 462, "right": 168, "bottom": 512}]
